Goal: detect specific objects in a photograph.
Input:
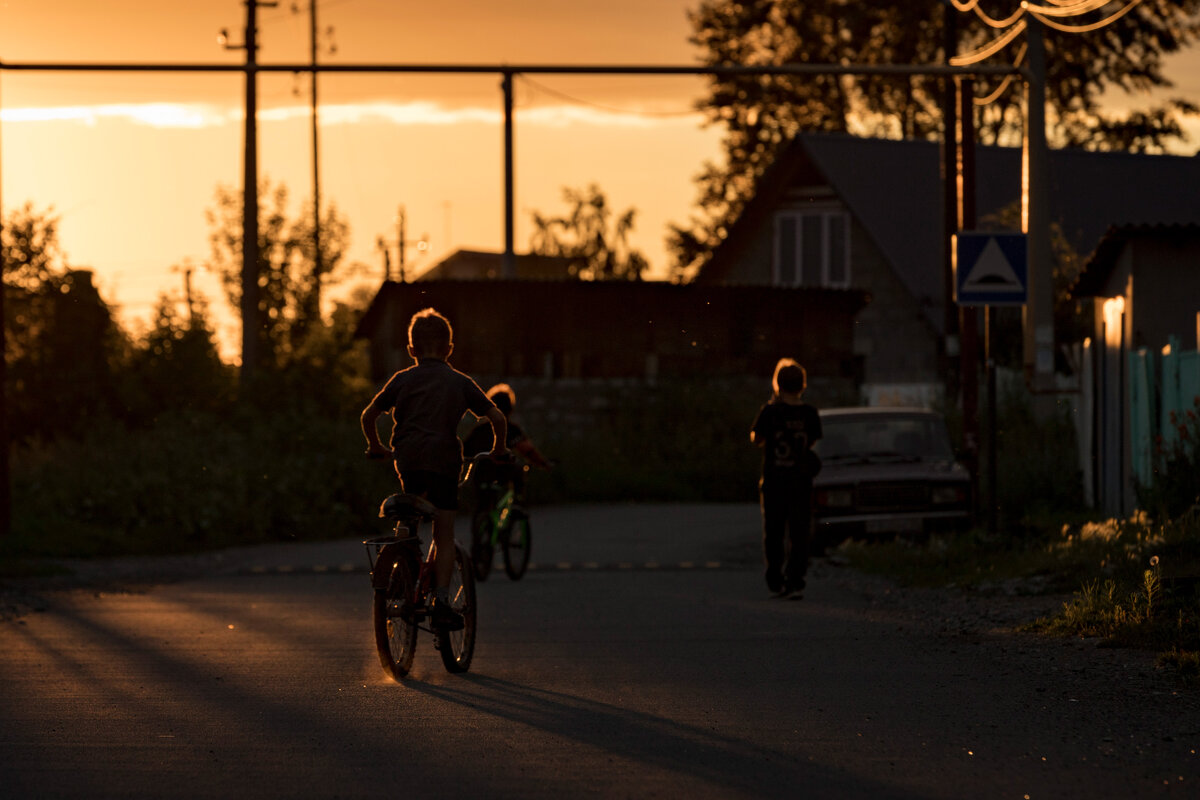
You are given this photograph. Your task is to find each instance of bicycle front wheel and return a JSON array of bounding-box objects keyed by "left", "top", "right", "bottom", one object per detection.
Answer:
[
  {"left": 436, "top": 543, "right": 477, "bottom": 673},
  {"left": 372, "top": 556, "right": 418, "bottom": 680},
  {"left": 502, "top": 513, "right": 531, "bottom": 581}
]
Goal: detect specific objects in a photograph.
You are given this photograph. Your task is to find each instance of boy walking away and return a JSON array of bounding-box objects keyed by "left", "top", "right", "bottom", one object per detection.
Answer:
[
  {"left": 751, "top": 358, "right": 822, "bottom": 599},
  {"left": 361, "top": 308, "right": 508, "bottom": 630}
]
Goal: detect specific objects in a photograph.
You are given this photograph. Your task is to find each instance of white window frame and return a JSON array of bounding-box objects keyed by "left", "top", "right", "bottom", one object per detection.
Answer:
[{"left": 772, "top": 210, "right": 851, "bottom": 289}]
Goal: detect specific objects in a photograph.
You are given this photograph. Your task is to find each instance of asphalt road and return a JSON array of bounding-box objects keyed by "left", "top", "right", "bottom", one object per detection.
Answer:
[{"left": 2, "top": 504, "right": 1197, "bottom": 799}]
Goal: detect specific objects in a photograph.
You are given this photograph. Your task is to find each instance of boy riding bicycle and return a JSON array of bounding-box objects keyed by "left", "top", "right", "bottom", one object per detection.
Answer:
[{"left": 361, "top": 308, "right": 508, "bottom": 630}]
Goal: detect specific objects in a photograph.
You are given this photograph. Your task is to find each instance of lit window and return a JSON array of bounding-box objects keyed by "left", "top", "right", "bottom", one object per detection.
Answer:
[{"left": 773, "top": 211, "right": 850, "bottom": 288}]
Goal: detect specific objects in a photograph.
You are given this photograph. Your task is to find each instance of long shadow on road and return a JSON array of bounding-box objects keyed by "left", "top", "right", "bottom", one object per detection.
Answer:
[{"left": 407, "top": 671, "right": 928, "bottom": 800}]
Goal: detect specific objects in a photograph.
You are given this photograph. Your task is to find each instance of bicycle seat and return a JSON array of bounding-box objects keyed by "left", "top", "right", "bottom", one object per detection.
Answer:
[{"left": 379, "top": 493, "right": 438, "bottom": 522}]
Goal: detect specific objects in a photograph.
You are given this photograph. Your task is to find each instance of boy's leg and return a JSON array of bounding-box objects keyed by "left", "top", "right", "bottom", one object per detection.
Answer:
[
  {"left": 760, "top": 481, "right": 786, "bottom": 593},
  {"left": 783, "top": 483, "right": 813, "bottom": 593},
  {"left": 433, "top": 510, "right": 457, "bottom": 588}
]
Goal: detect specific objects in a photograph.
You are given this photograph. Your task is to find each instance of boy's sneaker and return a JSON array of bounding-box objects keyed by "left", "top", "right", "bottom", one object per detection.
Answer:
[{"left": 430, "top": 600, "right": 465, "bottom": 631}]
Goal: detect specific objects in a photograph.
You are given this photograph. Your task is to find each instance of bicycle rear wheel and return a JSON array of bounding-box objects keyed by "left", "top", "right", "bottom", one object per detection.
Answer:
[
  {"left": 436, "top": 543, "right": 477, "bottom": 673},
  {"left": 471, "top": 511, "right": 494, "bottom": 581},
  {"left": 502, "top": 513, "right": 531, "bottom": 581},
  {"left": 372, "top": 556, "right": 418, "bottom": 680}
]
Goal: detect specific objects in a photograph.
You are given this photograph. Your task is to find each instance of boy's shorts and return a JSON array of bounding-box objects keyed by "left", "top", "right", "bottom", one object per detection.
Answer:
[{"left": 398, "top": 470, "right": 458, "bottom": 511}]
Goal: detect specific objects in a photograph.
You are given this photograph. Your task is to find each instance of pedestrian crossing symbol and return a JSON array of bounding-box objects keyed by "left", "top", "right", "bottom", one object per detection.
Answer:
[{"left": 954, "top": 231, "right": 1028, "bottom": 306}]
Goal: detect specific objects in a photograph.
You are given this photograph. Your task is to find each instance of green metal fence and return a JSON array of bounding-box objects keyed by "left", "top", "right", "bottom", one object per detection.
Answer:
[{"left": 1130, "top": 335, "right": 1200, "bottom": 487}]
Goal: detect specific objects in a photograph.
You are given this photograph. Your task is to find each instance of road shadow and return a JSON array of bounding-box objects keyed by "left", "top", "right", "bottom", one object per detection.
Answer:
[{"left": 407, "top": 672, "right": 926, "bottom": 799}]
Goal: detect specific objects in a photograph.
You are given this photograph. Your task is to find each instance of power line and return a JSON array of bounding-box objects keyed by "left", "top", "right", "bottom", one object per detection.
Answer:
[{"left": 516, "top": 74, "right": 699, "bottom": 118}]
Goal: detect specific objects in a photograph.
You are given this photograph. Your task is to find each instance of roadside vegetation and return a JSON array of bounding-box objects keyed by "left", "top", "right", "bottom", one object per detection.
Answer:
[{"left": 843, "top": 393, "right": 1200, "bottom": 685}]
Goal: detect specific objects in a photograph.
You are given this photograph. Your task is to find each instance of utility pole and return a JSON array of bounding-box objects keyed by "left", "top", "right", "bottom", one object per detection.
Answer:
[
  {"left": 392, "top": 205, "right": 428, "bottom": 281},
  {"left": 307, "top": 0, "right": 323, "bottom": 310},
  {"left": 397, "top": 206, "right": 407, "bottom": 282},
  {"left": 0, "top": 69, "right": 8, "bottom": 538},
  {"left": 229, "top": 0, "right": 276, "bottom": 387},
  {"left": 501, "top": 70, "right": 515, "bottom": 279},
  {"left": 242, "top": 0, "right": 260, "bottom": 385},
  {"left": 1025, "top": 15, "right": 1054, "bottom": 406},
  {"left": 941, "top": 1, "right": 960, "bottom": 400}
]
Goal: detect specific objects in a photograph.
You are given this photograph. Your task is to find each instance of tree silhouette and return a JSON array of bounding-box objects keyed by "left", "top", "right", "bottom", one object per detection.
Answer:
[
  {"left": 2, "top": 205, "right": 126, "bottom": 440},
  {"left": 530, "top": 185, "right": 649, "bottom": 281},
  {"left": 206, "top": 179, "right": 351, "bottom": 371},
  {"left": 671, "top": 0, "right": 1200, "bottom": 279}
]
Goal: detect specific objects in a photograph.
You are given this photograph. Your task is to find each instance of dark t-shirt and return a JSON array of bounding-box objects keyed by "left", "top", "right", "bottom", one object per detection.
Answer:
[
  {"left": 368, "top": 359, "right": 494, "bottom": 478},
  {"left": 751, "top": 400, "right": 823, "bottom": 479}
]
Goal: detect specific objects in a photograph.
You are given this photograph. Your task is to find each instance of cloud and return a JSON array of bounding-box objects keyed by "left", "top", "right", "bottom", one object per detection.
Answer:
[
  {"left": 3, "top": 100, "right": 702, "bottom": 130},
  {"left": 1, "top": 103, "right": 229, "bottom": 128}
]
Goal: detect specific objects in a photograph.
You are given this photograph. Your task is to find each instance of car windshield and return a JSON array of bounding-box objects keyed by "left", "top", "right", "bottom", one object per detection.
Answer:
[{"left": 814, "top": 413, "right": 955, "bottom": 462}]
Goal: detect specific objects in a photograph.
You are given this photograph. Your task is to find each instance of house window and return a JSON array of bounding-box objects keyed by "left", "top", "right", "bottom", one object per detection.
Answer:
[{"left": 773, "top": 211, "right": 850, "bottom": 288}]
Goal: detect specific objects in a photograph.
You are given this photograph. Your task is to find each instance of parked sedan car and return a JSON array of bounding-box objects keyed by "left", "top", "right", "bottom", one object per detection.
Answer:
[{"left": 811, "top": 407, "right": 971, "bottom": 551}]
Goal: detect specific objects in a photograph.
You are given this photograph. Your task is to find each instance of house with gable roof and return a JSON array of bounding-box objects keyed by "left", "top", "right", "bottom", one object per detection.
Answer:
[{"left": 693, "top": 133, "right": 1200, "bottom": 407}]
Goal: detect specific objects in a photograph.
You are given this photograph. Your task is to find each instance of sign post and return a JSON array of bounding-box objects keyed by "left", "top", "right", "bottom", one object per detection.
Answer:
[{"left": 954, "top": 231, "right": 1028, "bottom": 536}]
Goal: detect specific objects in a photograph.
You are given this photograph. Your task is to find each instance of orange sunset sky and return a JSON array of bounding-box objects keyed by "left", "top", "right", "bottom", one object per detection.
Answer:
[{"left": 2, "top": 1, "right": 1198, "bottom": 357}]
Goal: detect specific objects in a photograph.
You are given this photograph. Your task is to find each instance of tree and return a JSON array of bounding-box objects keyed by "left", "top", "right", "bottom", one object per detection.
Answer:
[
  {"left": 206, "top": 179, "right": 351, "bottom": 371},
  {"left": 529, "top": 185, "right": 650, "bottom": 281},
  {"left": 671, "top": 0, "right": 1200, "bottom": 279},
  {"left": 2, "top": 204, "right": 127, "bottom": 440},
  {"left": 120, "top": 292, "right": 234, "bottom": 420}
]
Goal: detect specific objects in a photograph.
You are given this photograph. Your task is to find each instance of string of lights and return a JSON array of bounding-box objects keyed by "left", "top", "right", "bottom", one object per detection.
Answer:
[
  {"left": 1025, "top": 0, "right": 1121, "bottom": 17},
  {"left": 950, "top": 19, "right": 1028, "bottom": 66},
  {"left": 950, "top": 0, "right": 1145, "bottom": 64},
  {"left": 973, "top": 4, "right": 1027, "bottom": 28},
  {"left": 974, "top": 43, "right": 1027, "bottom": 105},
  {"left": 1030, "top": 0, "right": 1144, "bottom": 32}
]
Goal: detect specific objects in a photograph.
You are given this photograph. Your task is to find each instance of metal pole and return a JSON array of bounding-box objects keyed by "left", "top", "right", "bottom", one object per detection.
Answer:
[
  {"left": 985, "top": 305, "right": 998, "bottom": 536},
  {"left": 0, "top": 68, "right": 8, "bottom": 538},
  {"left": 241, "top": 0, "right": 261, "bottom": 386},
  {"left": 501, "top": 71, "right": 515, "bottom": 279},
  {"left": 397, "top": 205, "right": 406, "bottom": 282},
  {"left": 0, "top": 61, "right": 1025, "bottom": 79},
  {"left": 1025, "top": 16, "right": 1054, "bottom": 401},
  {"left": 958, "top": 76, "right": 980, "bottom": 517},
  {"left": 309, "top": 0, "right": 322, "bottom": 311},
  {"left": 941, "top": 2, "right": 960, "bottom": 403}
]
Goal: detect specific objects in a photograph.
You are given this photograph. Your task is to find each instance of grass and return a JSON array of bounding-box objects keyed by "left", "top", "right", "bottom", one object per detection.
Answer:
[{"left": 840, "top": 508, "right": 1200, "bottom": 684}]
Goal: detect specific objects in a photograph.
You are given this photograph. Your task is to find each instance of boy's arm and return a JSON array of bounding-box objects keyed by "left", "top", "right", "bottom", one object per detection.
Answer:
[
  {"left": 514, "top": 438, "right": 552, "bottom": 469},
  {"left": 485, "top": 406, "right": 509, "bottom": 456},
  {"left": 361, "top": 399, "right": 391, "bottom": 456}
]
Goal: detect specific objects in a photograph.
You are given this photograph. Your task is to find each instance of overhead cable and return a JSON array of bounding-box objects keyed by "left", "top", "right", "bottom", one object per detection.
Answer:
[
  {"left": 1029, "top": 0, "right": 1144, "bottom": 32},
  {"left": 974, "top": 43, "right": 1027, "bottom": 104},
  {"left": 950, "top": 19, "right": 1028, "bottom": 66}
]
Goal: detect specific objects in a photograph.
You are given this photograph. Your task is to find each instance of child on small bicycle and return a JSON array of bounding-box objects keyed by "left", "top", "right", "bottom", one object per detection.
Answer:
[
  {"left": 361, "top": 308, "right": 508, "bottom": 629},
  {"left": 462, "top": 383, "right": 550, "bottom": 506}
]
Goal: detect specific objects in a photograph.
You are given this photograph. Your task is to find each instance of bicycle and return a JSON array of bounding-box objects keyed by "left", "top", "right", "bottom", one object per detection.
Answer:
[
  {"left": 466, "top": 459, "right": 532, "bottom": 582},
  {"left": 363, "top": 468, "right": 479, "bottom": 680}
]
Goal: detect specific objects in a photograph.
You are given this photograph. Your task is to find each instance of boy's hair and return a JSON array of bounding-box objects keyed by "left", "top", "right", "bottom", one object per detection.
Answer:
[
  {"left": 772, "top": 358, "right": 807, "bottom": 396},
  {"left": 408, "top": 308, "right": 453, "bottom": 356},
  {"left": 486, "top": 383, "right": 516, "bottom": 417}
]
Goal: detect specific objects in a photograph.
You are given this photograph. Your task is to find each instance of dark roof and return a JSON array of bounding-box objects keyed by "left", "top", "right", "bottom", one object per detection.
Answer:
[
  {"left": 698, "top": 133, "right": 1200, "bottom": 333},
  {"left": 353, "top": 277, "right": 868, "bottom": 341},
  {"left": 1072, "top": 223, "right": 1200, "bottom": 297},
  {"left": 414, "top": 248, "right": 583, "bottom": 281}
]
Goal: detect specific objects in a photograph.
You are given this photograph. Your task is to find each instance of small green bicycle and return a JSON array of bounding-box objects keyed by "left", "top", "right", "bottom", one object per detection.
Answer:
[{"left": 468, "top": 461, "right": 532, "bottom": 582}]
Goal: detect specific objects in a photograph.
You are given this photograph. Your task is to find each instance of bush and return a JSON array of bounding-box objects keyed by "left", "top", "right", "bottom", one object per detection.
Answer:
[
  {"left": 5, "top": 409, "right": 397, "bottom": 559},
  {"left": 981, "top": 376, "right": 1086, "bottom": 533},
  {"left": 1136, "top": 397, "right": 1200, "bottom": 522}
]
